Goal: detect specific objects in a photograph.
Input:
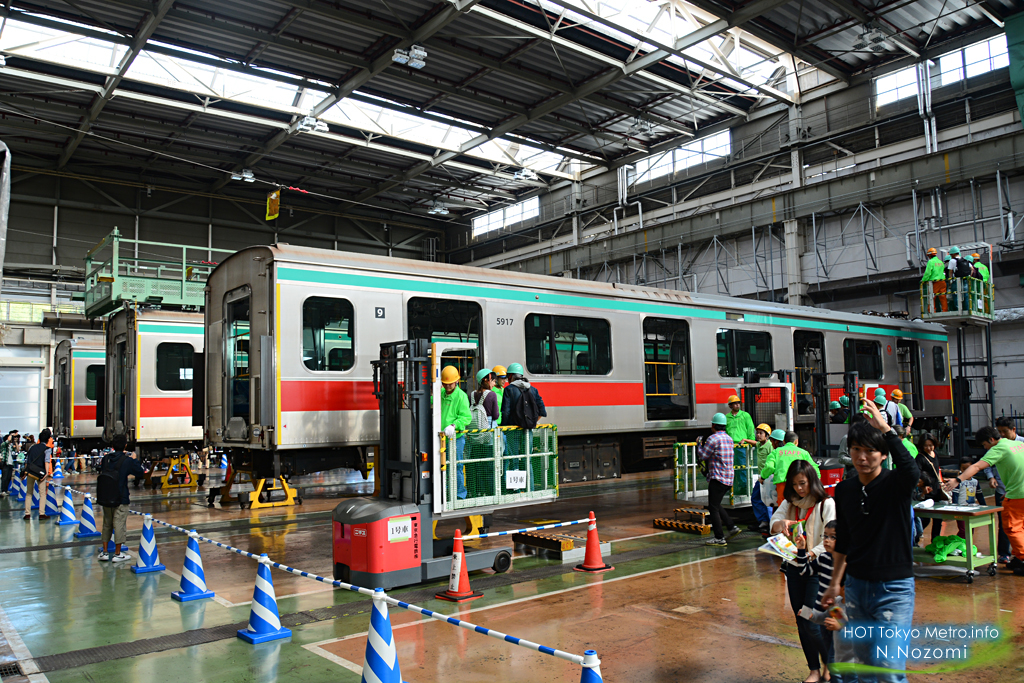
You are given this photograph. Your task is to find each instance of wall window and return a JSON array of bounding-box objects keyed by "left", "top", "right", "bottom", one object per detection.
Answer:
[
  {"left": 85, "top": 365, "right": 102, "bottom": 401},
  {"left": 843, "top": 339, "right": 883, "bottom": 380},
  {"left": 472, "top": 196, "right": 540, "bottom": 236},
  {"left": 933, "top": 346, "right": 947, "bottom": 382},
  {"left": 303, "top": 297, "right": 354, "bottom": 372},
  {"left": 525, "top": 314, "right": 611, "bottom": 375},
  {"left": 716, "top": 329, "right": 773, "bottom": 377},
  {"left": 875, "top": 65, "right": 918, "bottom": 106},
  {"left": 156, "top": 342, "right": 194, "bottom": 391},
  {"left": 937, "top": 34, "right": 1008, "bottom": 87},
  {"left": 634, "top": 131, "right": 731, "bottom": 183}
]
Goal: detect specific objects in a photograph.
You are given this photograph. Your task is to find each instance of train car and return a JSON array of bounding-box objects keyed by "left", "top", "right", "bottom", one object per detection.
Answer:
[
  {"left": 52, "top": 338, "right": 106, "bottom": 449},
  {"left": 204, "top": 244, "right": 952, "bottom": 477},
  {"left": 103, "top": 307, "right": 203, "bottom": 456}
]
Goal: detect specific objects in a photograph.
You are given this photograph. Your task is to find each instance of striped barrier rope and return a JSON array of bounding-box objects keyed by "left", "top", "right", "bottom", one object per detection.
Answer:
[
  {"left": 461, "top": 517, "right": 591, "bottom": 541},
  {"left": 56, "top": 485, "right": 594, "bottom": 668}
]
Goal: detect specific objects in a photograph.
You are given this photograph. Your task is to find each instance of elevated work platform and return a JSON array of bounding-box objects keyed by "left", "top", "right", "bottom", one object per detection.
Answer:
[
  {"left": 84, "top": 228, "right": 235, "bottom": 318},
  {"left": 920, "top": 278, "right": 994, "bottom": 325}
]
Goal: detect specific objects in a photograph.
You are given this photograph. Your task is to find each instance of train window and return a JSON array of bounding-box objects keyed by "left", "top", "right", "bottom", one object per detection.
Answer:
[
  {"left": 843, "top": 339, "right": 882, "bottom": 380},
  {"left": 226, "top": 296, "right": 251, "bottom": 421},
  {"left": 525, "top": 314, "right": 612, "bottom": 375},
  {"left": 716, "top": 329, "right": 773, "bottom": 377},
  {"left": 85, "top": 365, "right": 102, "bottom": 401},
  {"left": 156, "top": 343, "right": 195, "bottom": 391},
  {"left": 303, "top": 297, "right": 354, "bottom": 372},
  {"left": 643, "top": 318, "right": 692, "bottom": 420},
  {"left": 408, "top": 298, "right": 482, "bottom": 389},
  {"left": 933, "top": 346, "right": 946, "bottom": 381}
]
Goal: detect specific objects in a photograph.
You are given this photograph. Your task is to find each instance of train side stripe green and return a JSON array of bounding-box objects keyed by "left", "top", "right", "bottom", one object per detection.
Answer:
[
  {"left": 72, "top": 351, "right": 106, "bottom": 359},
  {"left": 277, "top": 267, "right": 947, "bottom": 342},
  {"left": 138, "top": 324, "right": 205, "bottom": 335}
]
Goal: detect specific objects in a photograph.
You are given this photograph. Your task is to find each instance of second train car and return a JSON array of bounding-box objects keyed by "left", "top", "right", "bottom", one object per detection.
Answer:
[{"left": 202, "top": 244, "right": 952, "bottom": 477}]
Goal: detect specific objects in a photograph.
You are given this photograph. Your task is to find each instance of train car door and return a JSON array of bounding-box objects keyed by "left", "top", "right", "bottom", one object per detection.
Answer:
[
  {"left": 794, "top": 331, "right": 826, "bottom": 417},
  {"left": 642, "top": 317, "right": 692, "bottom": 420},
  {"left": 223, "top": 287, "right": 252, "bottom": 442},
  {"left": 56, "top": 358, "right": 70, "bottom": 434},
  {"left": 407, "top": 297, "right": 482, "bottom": 391},
  {"left": 112, "top": 335, "right": 132, "bottom": 437},
  {"left": 896, "top": 340, "right": 923, "bottom": 411}
]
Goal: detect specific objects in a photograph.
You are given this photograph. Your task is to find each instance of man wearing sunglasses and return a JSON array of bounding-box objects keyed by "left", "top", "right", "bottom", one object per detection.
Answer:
[{"left": 822, "top": 400, "right": 920, "bottom": 682}]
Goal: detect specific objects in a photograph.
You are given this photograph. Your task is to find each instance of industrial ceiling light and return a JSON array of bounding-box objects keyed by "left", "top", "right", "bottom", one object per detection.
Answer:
[
  {"left": 427, "top": 200, "right": 449, "bottom": 215},
  {"left": 852, "top": 26, "right": 892, "bottom": 53},
  {"left": 231, "top": 169, "right": 256, "bottom": 182},
  {"left": 392, "top": 48, "right": 410, "bottom": 65},
  {"left": 297, "top": 115, "right": 331, "bottom": 133},
  {"left": 628, "top": 117, "right": 655, "bottom": 136},
  {"left": 408, "top": 44, "right": 427, "bottom": 69},
  {"left": 513, "top": 168, "right": 538, "bottom": 181},
  {"left": 0, "top": 55, "right": 6, "bottom": 67}
]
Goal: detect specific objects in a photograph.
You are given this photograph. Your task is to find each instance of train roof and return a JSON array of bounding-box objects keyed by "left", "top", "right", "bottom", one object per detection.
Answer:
[
  {"left": 215, "top": 243, "right": 946, "bottom": 337},
  {"left": 107, "top": 307, "right": 204, "bottom": 324}
]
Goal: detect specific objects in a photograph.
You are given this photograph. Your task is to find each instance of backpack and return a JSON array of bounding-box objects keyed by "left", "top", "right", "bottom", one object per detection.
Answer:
[
  {"left": 467, "top": 390, "right": 493, "bottom": 445},
  {"left": 96, "top": 453, "right": 126, "bottom": 507},
  {"left": 512, "top": 385, "right": 540, "bottom": 430}
]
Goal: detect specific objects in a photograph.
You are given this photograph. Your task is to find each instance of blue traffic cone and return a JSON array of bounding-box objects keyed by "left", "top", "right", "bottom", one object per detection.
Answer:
[
  {"left": 360, "top": 588, "right": 402, "bottom": 683},
  {"left": 44, "top": 482, "right": 60, "bottom": 517},
  {"left": 171, "top": 531, "right": 215, "bottom": 602},
  {"left": 237, "top": 554, "right": 291, "bottom": 643},
  {"left": 55, "top": 488, "right": 78, "bottom": 526},
  {"left": 132, "top": 514, "right": 166, "bottom": 574},
  {"left": 30, "top": 480, "right": 40, "bottom": 510},
  {"left": 220, "top": 454, "right": 228, "bottom": 469},
  {"left": 74, "top": 494, "right": 102, "bottom": 538},
  {"left": 52, "top": 459, "right": 64, "bottom": 479},
  {"left": 12, "top": 473, "right": 24, "bottom": 501},
  {"left": 580, "top": 650, "right": 603, "bottom": 682}
]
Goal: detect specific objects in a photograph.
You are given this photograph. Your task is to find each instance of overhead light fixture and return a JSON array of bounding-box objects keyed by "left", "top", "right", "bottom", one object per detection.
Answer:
[
  {"left": 393, "top": 45, "right": 427, "bottom": 69},
  {"left": 0, "top": 55, "right": 6, "bottom": 68},
  {"left": 297, "top": 115, "right": 331, "bottom": 133},
  {"left": 628, "top": 117, "right": 655, "bottom": 136},
  {"left": 427, "top": 200, "right": 449, "bottom": 215},
  {"left": 513, "top": 168, "right": 538, "bottom": 181},
  {"left": 231, "top": 169, "right": 255, "bottom": 182},
  {"left": 852, "top": 25, "right": 891, "bottom": 53}
]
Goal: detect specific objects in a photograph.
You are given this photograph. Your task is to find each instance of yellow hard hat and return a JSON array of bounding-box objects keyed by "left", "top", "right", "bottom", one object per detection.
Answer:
[
  {"left": 727, "top": 394, "right": 741, "bottom": 404},
  {"left": 756, "top": 423, "right": 772, "bottom": 434},
  {"left": 926, "top": 247, "right": 937, "bottom": 256},
  {"left": 971, "top": 253, "right": 980, "bottom": 259},
  {"left": 891, "top": 388, "right": 903, "bottom": 399},
  {"left": 492, "top": 365, "right": 507, "bottom": 376},
  {"left": 440, "top": 366, "right": 460, "bottom": 384}
]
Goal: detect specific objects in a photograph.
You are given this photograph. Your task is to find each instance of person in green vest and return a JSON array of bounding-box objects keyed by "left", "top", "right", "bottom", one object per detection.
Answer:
[
  {"left": 971, "top": 253, "right": 989, "bottom": 282},
  {"left": 839, "top": 394, "right": 853, "bottom": 423},
  {"left": 891, "top": 389, "right": 913, "bottom": 430},
  {"left": 762, "top": 430, "right": 820, "bottom": 504},
  {"left": 440, "top": 365, "right": 471, "bottom": 500},
  {"left": 920, "top": 246, "right": 947, "bottom": 313},
  {"left": 747, "top": 423, "right": 775, "bottom": 532},
  {"left": 725, "top": 394, "right": 757, "bottom": 447}
]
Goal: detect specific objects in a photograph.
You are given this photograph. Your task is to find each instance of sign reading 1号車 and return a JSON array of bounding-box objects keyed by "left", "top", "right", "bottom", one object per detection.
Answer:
[
  {"left": 388, "top": 516, "right": 412, "bottom": 542},
  {"left": 505, "top": 470, "right": 527, "bottom": 490}
]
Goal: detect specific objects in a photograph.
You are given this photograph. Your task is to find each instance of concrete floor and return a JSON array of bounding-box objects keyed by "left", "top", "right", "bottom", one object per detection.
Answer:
[{"left": 1, "top": 469, "right": 1021, "bottom": 683}]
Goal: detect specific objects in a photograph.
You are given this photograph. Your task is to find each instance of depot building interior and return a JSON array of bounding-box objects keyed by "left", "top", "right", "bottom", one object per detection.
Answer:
[{"left": 2, "top": 1, "right": 1024, "bottom": 682}]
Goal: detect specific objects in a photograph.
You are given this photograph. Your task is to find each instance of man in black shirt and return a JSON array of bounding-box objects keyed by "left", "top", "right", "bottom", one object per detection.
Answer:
[
  {"left": 822, "top": 400, "right": 919, "bottom": 683},
  {"left": 98, "top": 434, "right": 148, "bottom": 563}
]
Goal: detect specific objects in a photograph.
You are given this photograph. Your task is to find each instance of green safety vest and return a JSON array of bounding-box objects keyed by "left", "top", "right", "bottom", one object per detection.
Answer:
[{"left": 921, "top": 257, "right": 945, "bottom": 282}]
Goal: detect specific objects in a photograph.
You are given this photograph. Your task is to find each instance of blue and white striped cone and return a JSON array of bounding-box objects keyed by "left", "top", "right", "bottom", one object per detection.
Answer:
[
  {"left": 132, "top": 514, "right": 166, "bottom": 574},
  {"left": 360, "top": 588, "right": 402, "bottom": 683},
  {"left": 30, "top": 481, "right": 40, "bottom": 510},
  {"left": 52, "top": 458, "right": 64, "bottom": 479},
  {"left": 55, "top": 488, "right": 78, "bottom": 526},
  {"left": 44, "top": 482, "right": 60, "bottom": 517},
  {"left": 237, "top": 554, "right": 291, "bottom": 644},
  {"left": 580, "top": 650, "right": 603, "bottom": 682},
  {"left": 12, "top": 473, "right": 25, "bottom": 501},
  {"left": 171, "top": 531, "right": 215, "bottom": 602},
  {"left": 74, "top": 494, "right": 101, "bottom": 538},
  {"left": 220, "top": 454, "right": 228, "bottom": 469}
]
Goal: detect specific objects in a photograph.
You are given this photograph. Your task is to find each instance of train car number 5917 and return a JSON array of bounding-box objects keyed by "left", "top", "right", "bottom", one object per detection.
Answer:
[{"left": 496, "top": 317, "right": 514, "bottom": 326}]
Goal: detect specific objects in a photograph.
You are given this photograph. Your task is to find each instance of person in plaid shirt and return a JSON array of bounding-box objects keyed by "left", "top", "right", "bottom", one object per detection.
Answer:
[{"left": 699, "top": 413, "right": 742, "bottom": 546}]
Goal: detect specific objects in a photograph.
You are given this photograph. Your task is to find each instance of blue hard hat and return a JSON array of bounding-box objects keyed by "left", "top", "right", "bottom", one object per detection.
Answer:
[
  {"left": 874, "top": 395, "right": 887, "bottom": 407},
  {"left": 475, "top": 368, "right": 493, "bottom": 384},
  {"left": 949, "top": 246, "right": 960, "bottom": 255},
  {"left": 711, "top": 412, "right": 728, "bottom": 426},
  {"left": 874, "top": 387, "right": 886, "bottom": 397},
  {"left": 770, "top": 429, "right": 786, "bottom": 441},
  {"left": 507, "top": 362, "right": 525, "bottom": 375},
  {"left": 839, "top": 395, "right": 849, "bottom": 407}
]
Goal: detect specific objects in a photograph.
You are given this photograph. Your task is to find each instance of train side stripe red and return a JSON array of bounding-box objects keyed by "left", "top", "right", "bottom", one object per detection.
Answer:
[
  {"left": 73, "top": 405, "right": 96, "bottom": 421},
  {"left": 140, "top": 397, "right": 193, "bottom": 418},
  {"left": 923, "top": 385, "right": 953, "bottom": 401},
  {"left": 281, "top": 380, "right": 377, "bottom": 413},
  {"left": 530, "top": 381, "right": 644, "bottom": 407}
]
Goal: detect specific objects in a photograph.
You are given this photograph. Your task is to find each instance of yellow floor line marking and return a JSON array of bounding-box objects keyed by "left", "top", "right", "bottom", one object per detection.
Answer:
[{"left": 0, "top": 603, "right": 49, "bottom": 682}]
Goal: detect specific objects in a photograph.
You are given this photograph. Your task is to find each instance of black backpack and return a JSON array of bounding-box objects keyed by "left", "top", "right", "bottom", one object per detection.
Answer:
[
  {"left": 512, "top": 386, "right": 540, "bottom": 430},
  {"left": 96, "top": 453, "right": 126, "bottom": 507}
]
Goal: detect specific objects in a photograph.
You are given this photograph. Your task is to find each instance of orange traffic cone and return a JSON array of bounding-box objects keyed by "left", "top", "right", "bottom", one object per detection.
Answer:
[
  {"left": 574, "top": 511, "right": 613, "bottom": 573},
  {"left": 436, "top": 530, "right": 484, "bottom": 603}
]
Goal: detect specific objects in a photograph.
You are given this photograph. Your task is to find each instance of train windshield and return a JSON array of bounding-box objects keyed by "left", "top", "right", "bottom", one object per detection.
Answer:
[{"left": 226, "top": 295, "right": 251, "bottom": 423}]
